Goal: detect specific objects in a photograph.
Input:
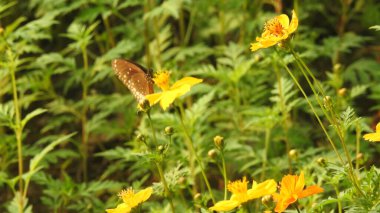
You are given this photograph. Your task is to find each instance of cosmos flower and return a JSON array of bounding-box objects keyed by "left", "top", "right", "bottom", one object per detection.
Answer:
[
  {"left": 145, "top": 71, "right": 203, "bottom": 110},
  {"left": 250, "top": 10, "right": 298, "bottom": 52},
  {"left": 209, "top": 177, "right": 277, "bottom": 212},
  {"left": 106, "top": 187, "right": 153, "bottom": 213},
  {"left": 363, "top": 122, "right": 380, "bottom": 142},
  {"left": 273, "top": 172, "right": 323, "bottom": 213}
]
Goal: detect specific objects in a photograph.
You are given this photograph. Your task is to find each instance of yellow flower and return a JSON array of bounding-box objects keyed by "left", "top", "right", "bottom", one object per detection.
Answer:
[
  {"left": 250, "top": 10, "right": 298, "bottom": 52},
  {"left": 209, "top": 177, "right": 277, "bottom": 212},
  {"left": 273, "top": 172, "right": 323, "bottom": 213},
  {"left": 145, "top": 71, "right": 203, "bottom": 110},
  {"left": 363, "top": 122, "right": 380, "bottom": 142},
  {"left": 106, "top": 187, "right": 153, "bottom": 213}
]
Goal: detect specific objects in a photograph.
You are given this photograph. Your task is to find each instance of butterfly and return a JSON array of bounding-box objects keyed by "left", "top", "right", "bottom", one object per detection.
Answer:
[{"left": 111, "top": 59, "right": 154, "bottom": 104}]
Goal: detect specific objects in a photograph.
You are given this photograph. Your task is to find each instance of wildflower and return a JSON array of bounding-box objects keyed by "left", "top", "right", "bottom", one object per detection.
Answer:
[
  {"left": 273, "top": 172, "right": 323, "bottom": 213},
  {"left": 250, "top": 10, "right": 298, "bottom": 52},
  {"left": 106, "top": 187, "right": 153, "bottom": 213},
  {"left": 209, "top": 177, "right": 277, "bottom": 212},
  {"left": 145, "top": 71, "right": 203, "bottom": 110},
  {"left": 363, "top": 122, "right": 380, "bottom": 142}
]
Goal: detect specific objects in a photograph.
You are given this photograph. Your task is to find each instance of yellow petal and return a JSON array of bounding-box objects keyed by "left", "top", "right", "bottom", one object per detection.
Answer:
[
  {"left": 106, "top": 203, "right": 131, "bottom": 213},
  {"left": 134, "top": 187, "right": 153, "bottom": 206},
  {"left": 363, "top": 132, "right": 380, "bottom": 142},
  {"left": 209, "top": 200, "right": 240, "bottom": 211},
  {"left": 294, "top": 172, "right": 305, "bottom": 194},
  {"left": 159, "top": 88, "right": 188, "bottom": 110},
  {"left": 250, "top": 39, "right": 278, "bottom": 52},
  {"left": 277, "top": 14, "right": 290, "bottom": 28},
  {"left": 145, "top": 93, "right": 163, "bottom": 106},
  {"left": 376, "top": 122, "right": 380, "bottom": 132},
  {"left": 171, "top": 77, "right": 203, "bottom": 89},
  {"left": 248, "top": 179, "right": 277, "bottom": 199},
  {"left": 287, "top": 10, "right": 298, "bottom": 34}
]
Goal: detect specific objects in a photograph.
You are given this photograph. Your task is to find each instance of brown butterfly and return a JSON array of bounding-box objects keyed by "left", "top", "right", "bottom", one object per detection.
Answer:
[{"left": 111, "top": 59, "right": 154, "bottom": 104}]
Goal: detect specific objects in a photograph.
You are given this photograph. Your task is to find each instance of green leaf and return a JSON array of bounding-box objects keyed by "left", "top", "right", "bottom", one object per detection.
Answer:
[
  {"left": 21, "top": 108, "right": 47, "bottom": 128},
  {"left": 29, "top": 133, "right": 75, "bottom": 172}
]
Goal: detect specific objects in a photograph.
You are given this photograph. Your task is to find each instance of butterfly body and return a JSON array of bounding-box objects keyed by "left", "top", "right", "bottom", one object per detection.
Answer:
[{"left": 112, "top": 59, "right": 154, "bottom": 104}]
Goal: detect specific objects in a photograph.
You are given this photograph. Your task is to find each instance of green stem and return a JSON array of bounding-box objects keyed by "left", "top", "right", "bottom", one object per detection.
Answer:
[
  {"left": 220, "top": 151, "right": 228, "bottom": 200},
  {"left": 260, "top": 128, "right": 271, "bottom": 181},
  {"left": 176, "top": 104, "right": 216, "bottom": 204},
  {"left": 9, "top": 52, "right": 24, "bottom": 213},
  {"left": 355, "top": 121, "right": 360, "bottom": 171},
  {"left": 146, "top": 114, "right": 175, "bottom": 213},
  {"left": 290, "top": 50, "right": 364, "bottom": 196},
  {"left": 274, "top": 67, "right": 292, "bottom": 173},
  {"left": 334, "top": 185, "right": 343, "bottom": 213},
  {"left": 81, "top": 45, "right": 89, "bottom": 182},
  {"left": 293, "top": 203, "right": 301, "bottom": 213},
  {"left": 277, "top": 55, "right": 344, "bottom": 165}
]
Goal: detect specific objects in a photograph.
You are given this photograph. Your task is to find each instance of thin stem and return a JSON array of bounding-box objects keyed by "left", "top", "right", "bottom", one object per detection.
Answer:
[
  {"left": 146, "top": 114, "right": 175, "bottom": 213},
  {"left": 290, "top": 50, "right": 364, "bottom": 196},
  {"left": 220, "top": 151, "right": 228, "bottom": 200},
  {"left": 334, "top": 185, "right": 343, "bottom": 213},
  {"left": 274, "top": 67, "right": 292, "bottom": 173},
  {"left": 260, "top": 128, "right": 271, "bottom": 181},
  {"left": 278, "top": 56, "right": 344, "bottom": 164},
  {"left": 293, "top": 203, "right": 301, "bottom": 213},
  {"left": 146, "top": 112, "right": 158, "bottom": 147},
  {"left": 355, "top": 121, "right": 360, "bottom": 171},
  {"left": 9, "top": 53, "right": 24, "bottom": 213},
  {"left": 176, "top": 105, "right": 216, "bottom": 204},
  {"left": 81, "top": 45, "right": 89, "bottom": 182}
]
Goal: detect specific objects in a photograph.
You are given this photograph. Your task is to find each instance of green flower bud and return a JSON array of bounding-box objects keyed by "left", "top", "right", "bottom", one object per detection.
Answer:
[
  {"left": 214, "top": 135, "right": 224, "bottom": 150},
  {"left": 164, "top": 126, "right": 174, "bottom": 136}
]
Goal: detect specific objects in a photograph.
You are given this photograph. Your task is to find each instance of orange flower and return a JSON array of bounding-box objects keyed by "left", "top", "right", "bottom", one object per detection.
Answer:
[
  {"left": 250, "top": 10, "right": 298, "bottom": 52},
  {"left": 273, "top": 172, "right": 323, "bottom": 213}
]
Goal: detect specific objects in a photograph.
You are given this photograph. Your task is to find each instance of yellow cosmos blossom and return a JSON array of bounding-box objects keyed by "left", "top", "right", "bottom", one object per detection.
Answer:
[
  {"left": 106, "top": 187, "right": 153, "bottom": 213},
  {"left": 363, "top": 122, "right": 380, "bottom": 142},
  {"left": 250, "top": 10, "right": 298, "bottom": 52},
  {"left": 273, "top": 172, "right": 323, "bottom": 213},
  {"left": 145, "top": 71, "right": 203, "bottom": 110},
  {"left": 209, "top": 177, "right": 277, "bottom": 212}
]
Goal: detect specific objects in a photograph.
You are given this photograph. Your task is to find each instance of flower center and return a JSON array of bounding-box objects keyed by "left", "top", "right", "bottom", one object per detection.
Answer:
[
  {"left": 118, "top": 188, "right": 134, "bottom": 200},
  {"left": 264, "top": 18, "right": 285, "bottom": 37},
  {"left": 153, "top": 71, "right": 170, "bottom": 91},
  {"left": 228, "top": 177, "right": 248, "bottom": 195}
]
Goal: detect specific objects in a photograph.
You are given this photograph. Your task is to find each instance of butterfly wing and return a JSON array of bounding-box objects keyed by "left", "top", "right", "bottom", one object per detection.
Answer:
[{"left": 112, "top": 59, "right": 154, "bottom": 103}]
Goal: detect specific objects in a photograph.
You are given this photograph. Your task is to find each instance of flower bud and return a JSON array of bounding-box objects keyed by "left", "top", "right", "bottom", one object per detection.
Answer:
[
  {"left": 164, "top": 126, "right": 174, "bottom": 136},
  {"left": 333, "top": 63, "right": 341, "bottom": 72},
  {"left": 208, "top": 149, "right": 217, "bottom": 159},
  {"left": 136, "top": 133, "right": 145, "bottom": 143},
  {"left": 317, "top": 157, "right": 327, "bottom": 167},
  {"left": 356, "top": 152, "right": 363, "bottom": 160},
  {"left": 338, "top": 88, "right": 347, "bottom": 97},
  {"left": 178, "top": 176, "right": 186, "bottom": 185},
  {"left": 214, "top": 135, "right": 224, "bottom": 150},
  {"left": 0, "top": 27, "right": 3, "bottom": 34},
  {"left": 137, "top": 99, "right": 150, "bottom": 112},
  {"left": 193, "top": 193, "right": 201, "bottom": 200},
  {"left": 157, "top": 145, "right": 165, "bottom": 153},
  {"left": 289, "top": 149, "right": 298, "bottom": 160}
]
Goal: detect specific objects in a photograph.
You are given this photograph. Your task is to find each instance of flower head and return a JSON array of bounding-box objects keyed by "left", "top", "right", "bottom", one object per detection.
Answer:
[
  {"left": 106, "top": 187, "right": 153, "bottom": 213},
  {"left": 273, "top": 172, "right": 323, "bottom": 213},
  {"left": 145, "top": 71, "right": 203, "bottom": 110},
  {"left": 250, "top": 10, "right": 298, "bottom": 52},
  {"left": 209, "top": 177, "right": 277, "bottom": 212},
  {"left": 363, "top": 122, "right": 380, "bottom": 142}
]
